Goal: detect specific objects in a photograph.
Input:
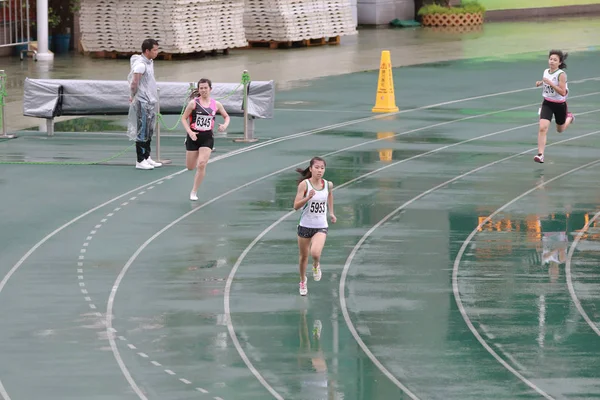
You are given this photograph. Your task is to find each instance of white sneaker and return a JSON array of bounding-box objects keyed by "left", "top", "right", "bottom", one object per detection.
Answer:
[
  {"left": 313, "top": 320, "right": 322, "bottom": 339},
  {"left": 190, "top": 191, "right": 198, "bottom": 201},
  {"left": 299, "top": 278, "right": 308, "bottom": 296},
  {"left": 136, "top": 159, "right": 154, "bottom": 170},
  {"left": 312, "top": 264, "right": 322, "bottom": 281},
  {"left": 146, "top": 157, "right": 162, "bottom": 168}
]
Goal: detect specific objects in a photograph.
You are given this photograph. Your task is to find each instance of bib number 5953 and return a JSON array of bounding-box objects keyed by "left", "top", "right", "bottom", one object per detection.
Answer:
[{"left": 310, "top": 201, "right": 326, "bottom": 213}]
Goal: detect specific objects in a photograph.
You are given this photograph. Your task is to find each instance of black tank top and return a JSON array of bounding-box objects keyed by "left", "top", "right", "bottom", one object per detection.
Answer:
[{"left": 189, "top": 98, "right": 217, "bottom": 133}]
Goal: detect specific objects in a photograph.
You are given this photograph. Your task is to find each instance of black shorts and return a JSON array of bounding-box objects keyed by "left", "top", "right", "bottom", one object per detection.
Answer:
[
  {"left": 185, "top": 131, "right": 214, "bottom": 151},
  {"left": 297, "top": 225, "right": 328, "bottom": 238},
  {"left": 540, "top": 99, "right": 568, "bottom": 125}
]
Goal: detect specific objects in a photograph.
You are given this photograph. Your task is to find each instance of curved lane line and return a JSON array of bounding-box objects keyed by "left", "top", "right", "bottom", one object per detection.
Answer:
[
  {"left": 1, "top": 81, "right": 598, "bottom": 399},
  {"left": 565, "top": 210, "right": 600, "bottom": 337},
  {"left": 452, "top": 162, "right": 600, "bottom": 399},
  {"left": 228, "top": 114, "right": 600, "bottom": 398}
]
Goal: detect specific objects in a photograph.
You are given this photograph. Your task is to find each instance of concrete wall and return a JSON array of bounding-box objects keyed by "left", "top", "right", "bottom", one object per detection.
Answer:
[
  {"left": 355, "top": 0, "right": 461, "bottom": 25},
  {"left": 479, "top": 0, "right": 600, "bottom": 11},
  {"left": 354, "top": 0, "right": 600, "bottom": 25},
  {"left": 357, "top": 0, "right": 415, "bottom": 25},
  {"left": 484, "top": 2, "right": 600, "bottom": 20}
]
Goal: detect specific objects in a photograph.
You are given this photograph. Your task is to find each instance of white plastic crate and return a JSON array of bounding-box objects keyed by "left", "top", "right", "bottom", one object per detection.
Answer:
[
  {"left": 244, "top": 0, "right": 356, "bottom": 44},
  {"left": 80, "top": 0, "right": 247, "bottom": 53}
]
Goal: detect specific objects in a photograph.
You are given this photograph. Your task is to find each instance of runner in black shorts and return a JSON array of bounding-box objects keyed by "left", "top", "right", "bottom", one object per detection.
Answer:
[
  {"left": 297, "top": 226, "right": 329, "bottom": 238},
  {"left": 533, "top": 50, "right": 574, "bottom": 164},
  {"left": 185, "top": 130, "right": 214, "bottom": 152},
  {"left": 293, "top": 157, "right": 337, "bottom": 296},
  {"left": 181, "top": 78, "right": 230, "bottom": 201},
  {"left": 540, "top": 100, "right": 568, "bottom": 126}
]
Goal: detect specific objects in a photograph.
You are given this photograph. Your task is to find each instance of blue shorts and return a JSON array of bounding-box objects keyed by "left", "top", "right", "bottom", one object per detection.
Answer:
[{"left": 297, "top": 225, "right": 328, "bottom": 238}]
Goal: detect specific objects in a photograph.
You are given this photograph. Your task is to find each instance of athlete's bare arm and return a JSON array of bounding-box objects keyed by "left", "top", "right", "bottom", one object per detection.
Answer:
[
  {"left": 327, "top": 181, "right": 336, "bottom": 223},
  {"left": 294, "top": 181, "right": 314, "bottom": 210},
  {"left": 216, "top": 101, "right": 230, "bottom": 132},
  {"left": 181, "top": 100, "right": 198, "bottom": 140}
]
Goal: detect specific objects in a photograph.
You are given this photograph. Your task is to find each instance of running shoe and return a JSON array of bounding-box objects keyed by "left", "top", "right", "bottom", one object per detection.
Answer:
[
  {"left": 312, "top": 264, "right": 322, "bottom": 281},
  {"left": 299, "top": 278, "right": 308, "bottom": 296}
]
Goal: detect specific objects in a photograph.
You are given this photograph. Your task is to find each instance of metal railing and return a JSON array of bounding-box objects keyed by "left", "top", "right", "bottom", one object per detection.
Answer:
[
  {"left": 0, "top": 69, "right": 15, "bottom": 138},
  {"left": 0, "top": 0, "right": 32, "bottom": 54}
]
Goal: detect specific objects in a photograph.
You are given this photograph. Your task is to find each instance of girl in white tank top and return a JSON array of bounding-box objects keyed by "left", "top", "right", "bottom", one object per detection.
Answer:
[
  {"left": 541, "top": 68, "right": 568, "bottom": 103},
  {"left": 293, "top": 157, "right": 337, "bottom": 296},
  {"left": 298, "top": 179, "right": 329, "bottom": 229},
  {"left": 533, "top": 50, "right": 575, "bottom": 164}
]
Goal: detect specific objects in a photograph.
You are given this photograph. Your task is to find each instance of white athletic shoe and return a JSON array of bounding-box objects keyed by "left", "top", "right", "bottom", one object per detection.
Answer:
[
  {"left": 313, "top": 320, "right": 322, "bottom": 339},
  {"left": 136, "top": 159, "right": 154, "bottom": 170},
  {"left": 299, "top": 278, "right": 308, "bottom": 296},
  {"left": 190, "top": 191, "right": 198, "bottom": 201},
  {"left": 534, "top": 154, "right": 544, "bottom": 164},
  {"left": 146, "top": 157, "right": 162, "bottom": 168},
  {"left": 312, "top": 264, "right": 322, "bottom": 281}
]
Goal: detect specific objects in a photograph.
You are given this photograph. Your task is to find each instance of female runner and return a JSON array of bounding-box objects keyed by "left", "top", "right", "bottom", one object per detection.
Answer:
[
  {"left": 534, "top": 50, "right": 574, "bottom": 164},
  {"left": 293, "top": 157, "right": 336, "bottom": 296},
  {"left": 181, "top": 78, "right": 230, "bottom": 200}
]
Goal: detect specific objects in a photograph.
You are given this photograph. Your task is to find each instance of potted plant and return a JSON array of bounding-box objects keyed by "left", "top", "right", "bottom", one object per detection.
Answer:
[
  {"left": 47, "top": 7, "right": 61, "bottom": 51},
  {"left": 417, "top": 1, "right": 486, "bottom": 27},
  {"left": 50, "top": 0, "right": 79, "bottom": 53}
]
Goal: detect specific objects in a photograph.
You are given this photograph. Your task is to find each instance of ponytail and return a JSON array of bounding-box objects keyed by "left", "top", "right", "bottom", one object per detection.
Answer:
[
  {"left": 296, "top": 167, "right": 311, "bottom": 184},
  {"left": 559, "top": 59, "right": 568, "bottom": 70}
]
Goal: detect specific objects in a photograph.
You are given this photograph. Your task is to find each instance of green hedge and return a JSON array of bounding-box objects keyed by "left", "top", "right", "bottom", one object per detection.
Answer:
[{"left": 418, "top": 1, "right": 486, "bottom": 15}]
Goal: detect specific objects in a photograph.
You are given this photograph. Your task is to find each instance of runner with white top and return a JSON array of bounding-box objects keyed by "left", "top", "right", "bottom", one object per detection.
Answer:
[
  {"left": 181, "top": 78, "right": 230, "bottom": 201},
  {"left": 534, "top": 50, "right": 575, "bottom": 163},
  {"left": 293, "top": 157, "right": 337, "bottom": 296}
]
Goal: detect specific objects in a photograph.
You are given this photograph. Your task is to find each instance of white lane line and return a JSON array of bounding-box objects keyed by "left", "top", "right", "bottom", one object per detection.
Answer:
[
  {"left": 3, "top": 81, "right": 598, "bottom": 400},
  {"left": 565, "top": 210, "right": 600, "bottom": 337},
  {"left": 225, "top": 111, "right": 600, "bottom": 399},
  {"left": 452, "top": 161, "right": 600, "bottom": 400}
]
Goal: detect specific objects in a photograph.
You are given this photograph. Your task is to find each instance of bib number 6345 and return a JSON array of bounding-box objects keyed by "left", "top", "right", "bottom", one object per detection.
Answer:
[{"left": 195, "top": 115, "right": 213, "bottom": 130}]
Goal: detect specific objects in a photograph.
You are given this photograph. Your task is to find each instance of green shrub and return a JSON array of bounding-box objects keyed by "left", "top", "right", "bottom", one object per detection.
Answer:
[{"left": 418, "top": 1, "right": 486, "bottom": 15}]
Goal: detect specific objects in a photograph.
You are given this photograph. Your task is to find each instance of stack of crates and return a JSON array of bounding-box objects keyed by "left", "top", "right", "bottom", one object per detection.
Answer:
[
  {"left": 243, "top": 0, "right": 356, "bottom": 43},
  {"left": 80, "top": 0, "right": 248, "bottom": 54},
  {"left": 322, "top": 0, "right": 356, "bottom": 38},
  {"left": 79, "top": 0, "right": 120, "bottom": 52}
]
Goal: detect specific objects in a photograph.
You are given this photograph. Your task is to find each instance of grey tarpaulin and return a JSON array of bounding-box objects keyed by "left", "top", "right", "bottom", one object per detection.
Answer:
[
  {"left": 22, "top": 78, "right": 275, "bottom": 119},
  {"left": 22, "top": 79, "right": 63, "bottom": 119}
]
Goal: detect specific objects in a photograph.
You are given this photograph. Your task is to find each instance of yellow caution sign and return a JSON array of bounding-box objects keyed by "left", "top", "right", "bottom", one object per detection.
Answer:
[
  {"left": 377, "top": 132, "right": 394, "bottom": 162},
  {"left": 372, "top": 50, "right": 399, "bottom": 113}
]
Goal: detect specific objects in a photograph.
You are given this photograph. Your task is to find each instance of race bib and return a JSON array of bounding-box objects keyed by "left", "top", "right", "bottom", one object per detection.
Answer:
[
  {"left": 195, "top": 114, "right": 213, "bottom": 131},
  {"left": 309, "top": 201, "right": 326, "bottom": 214},
  {"left": 543, "top": 83, "right": 555, "bottom": 96}
]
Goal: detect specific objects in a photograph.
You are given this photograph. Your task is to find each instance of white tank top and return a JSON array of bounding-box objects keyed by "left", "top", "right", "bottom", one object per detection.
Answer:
[
  {"left": 542, "top": 68, "right": 568, "bottom": 103},
  {"left": 298, "top": 179, "right": 329, "bottom": 228}
]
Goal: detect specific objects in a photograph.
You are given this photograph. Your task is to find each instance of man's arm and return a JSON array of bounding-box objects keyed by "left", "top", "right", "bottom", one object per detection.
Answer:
[{"left": 130, "top": 73, "right": 142, "bottom": 99}]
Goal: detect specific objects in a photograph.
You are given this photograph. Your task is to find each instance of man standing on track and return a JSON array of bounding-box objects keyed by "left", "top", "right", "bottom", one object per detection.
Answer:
[{"left": 127, "top": 38, "right": 162, "bottom": 170}]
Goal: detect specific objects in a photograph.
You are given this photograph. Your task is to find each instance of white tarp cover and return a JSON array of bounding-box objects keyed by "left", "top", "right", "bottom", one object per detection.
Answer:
[
  {"left": 22, "top": 78, "right": 275, "bottom": 119},
  {"left": 22, "top": 79, "right": 63, "bottom": 119}
]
